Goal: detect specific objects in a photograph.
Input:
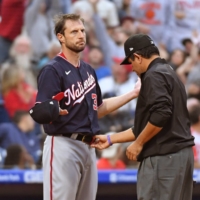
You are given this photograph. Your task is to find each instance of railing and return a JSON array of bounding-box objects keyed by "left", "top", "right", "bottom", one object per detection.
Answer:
[{"left": 0, "top": 169, "right": 199, "bottom": 184}]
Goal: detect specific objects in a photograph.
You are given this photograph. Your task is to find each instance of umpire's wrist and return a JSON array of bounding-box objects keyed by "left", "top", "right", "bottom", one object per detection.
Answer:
[{"left": 107, "top": 135, "right": 113, "bottom": 146}]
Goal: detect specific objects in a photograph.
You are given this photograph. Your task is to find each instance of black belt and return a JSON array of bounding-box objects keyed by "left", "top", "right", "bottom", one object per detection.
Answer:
[{"left": 61, "top": 133, "right": 94, "bottom": 145}]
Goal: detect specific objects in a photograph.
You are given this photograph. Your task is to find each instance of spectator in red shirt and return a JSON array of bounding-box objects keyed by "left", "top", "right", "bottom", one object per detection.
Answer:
[
  {"left": 0, "top": 0, "right": 26, "bottom": 65},
  {"left": 1, "top": 63, "right": 36, "bottom": 118}
]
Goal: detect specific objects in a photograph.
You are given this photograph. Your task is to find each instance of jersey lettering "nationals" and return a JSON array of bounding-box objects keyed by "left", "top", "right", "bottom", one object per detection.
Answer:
[{"left": 64, "top": 72, "right": 96, "bottom": 106}]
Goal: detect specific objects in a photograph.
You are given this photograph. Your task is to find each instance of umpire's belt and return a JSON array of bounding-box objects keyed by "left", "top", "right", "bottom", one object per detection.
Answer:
[{"left": 60, "top": 133, "right": 94, "bottom": 145}]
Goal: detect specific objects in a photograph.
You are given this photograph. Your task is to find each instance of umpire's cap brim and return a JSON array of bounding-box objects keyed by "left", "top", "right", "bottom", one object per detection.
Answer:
[{"left": 120, "top": 54, "right": 132, "bottom": 65}]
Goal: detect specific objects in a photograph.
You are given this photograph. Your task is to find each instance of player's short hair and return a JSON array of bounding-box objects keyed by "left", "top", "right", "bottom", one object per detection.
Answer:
[
  {"left": 54, "top": 14, "right": 85, "bottom": 35},
  {"left": 130, "top": 45, "right": 160, "bottom": 61}
]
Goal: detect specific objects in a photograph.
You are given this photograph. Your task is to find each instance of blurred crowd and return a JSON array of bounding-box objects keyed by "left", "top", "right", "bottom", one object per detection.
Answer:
[{"left": 0, "top": 0, "right": 200, "bottom": 170}]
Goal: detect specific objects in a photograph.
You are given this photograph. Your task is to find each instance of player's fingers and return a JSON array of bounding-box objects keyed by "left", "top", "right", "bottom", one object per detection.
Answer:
[{"left": 59, "top": 109, "right": 68, "bottom": 115}]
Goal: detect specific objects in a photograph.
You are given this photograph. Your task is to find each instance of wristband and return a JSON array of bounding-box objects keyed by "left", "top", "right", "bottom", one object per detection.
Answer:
[{"left": 107, "top": 135, "right": 113, "bottom": 146}]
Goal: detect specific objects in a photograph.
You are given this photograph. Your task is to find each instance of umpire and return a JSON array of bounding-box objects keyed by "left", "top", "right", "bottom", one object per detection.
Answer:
[{"left": 92, "top": 34, "right": 195, "bottom": 200}]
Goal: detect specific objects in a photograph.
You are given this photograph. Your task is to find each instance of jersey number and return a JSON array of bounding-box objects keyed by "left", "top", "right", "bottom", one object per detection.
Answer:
[{"left": 92, "top": 93, "right": 97, "bottom": 110}]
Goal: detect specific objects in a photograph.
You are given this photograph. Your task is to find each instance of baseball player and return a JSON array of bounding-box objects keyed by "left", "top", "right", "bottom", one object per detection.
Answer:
[{"left": 29, "top": 14, "right": 140, "bottom": 200}]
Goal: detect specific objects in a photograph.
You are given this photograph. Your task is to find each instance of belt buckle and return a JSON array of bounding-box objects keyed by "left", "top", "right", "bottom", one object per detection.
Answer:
[
  {"left": 82, "top": 135, "right": 93, "bottom": 145},
  {"left": 82, "top": 135, "right": 88, "bottom": 144}
]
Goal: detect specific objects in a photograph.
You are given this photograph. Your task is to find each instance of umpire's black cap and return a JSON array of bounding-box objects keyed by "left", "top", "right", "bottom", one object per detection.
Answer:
[
  {"left": 29, "top": 99, "right": 60, "bottom": 124},
  {"left": 120, "top": 34, "right": 155, "bottom": 65}
]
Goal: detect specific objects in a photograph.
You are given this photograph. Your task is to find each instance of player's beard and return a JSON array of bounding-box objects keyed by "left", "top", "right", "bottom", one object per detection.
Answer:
[{"left": 65, "top": 41, "right": 86, "bottom": 53}]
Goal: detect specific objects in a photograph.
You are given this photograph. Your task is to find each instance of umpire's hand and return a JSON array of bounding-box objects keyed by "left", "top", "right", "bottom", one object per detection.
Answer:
[
  {"left": 90, "top": 135, "right": 110, "bottom": 150},
  {"left": 126, "top": 141, "right": 143, "bottom": 161}
]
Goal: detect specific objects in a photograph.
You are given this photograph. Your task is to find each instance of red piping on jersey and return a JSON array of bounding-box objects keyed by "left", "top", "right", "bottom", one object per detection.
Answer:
[
  {"left": 50, "top": 136, "right": 54, "bottom": 200},
  {"left": 59, "top": 52, "right": 67, "bottom": 60},
  {"left": 35, "top": 102, "right": 41, "bottom": 104},
  {"left": 57, "top": 52, "right": 80, "bottom": 67}
]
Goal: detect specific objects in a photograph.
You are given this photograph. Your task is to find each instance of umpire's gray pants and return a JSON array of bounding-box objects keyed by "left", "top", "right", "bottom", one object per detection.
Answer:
[{"left": 137, "top": 147, "right": 194, "bottom": 200}]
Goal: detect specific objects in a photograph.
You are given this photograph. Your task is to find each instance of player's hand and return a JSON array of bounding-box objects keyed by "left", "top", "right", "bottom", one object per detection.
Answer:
[
  {"left": 133, "top": 77, "right": 141, "bottom": 97},
  {"left": 90, "top": 135, "right": 110, "bottom": 150},
  {"left": 52, "top": 92, "right": 68, "bottom": 115},
  {"left": 59, "top": 107, "right": 68, "bottom": 115},
  {"left": 126, "top": 140, "right": 143, "bottom": 161}
]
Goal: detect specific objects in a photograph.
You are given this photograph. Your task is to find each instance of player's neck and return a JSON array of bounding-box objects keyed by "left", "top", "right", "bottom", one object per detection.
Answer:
[{"left": 61, "top": 48, "right": 80, "bottom": 67}]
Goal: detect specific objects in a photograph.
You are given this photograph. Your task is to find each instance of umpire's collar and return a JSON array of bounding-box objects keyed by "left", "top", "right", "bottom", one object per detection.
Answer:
[{"left": 140, "top": 57, "right": 167, "bottom": 80}]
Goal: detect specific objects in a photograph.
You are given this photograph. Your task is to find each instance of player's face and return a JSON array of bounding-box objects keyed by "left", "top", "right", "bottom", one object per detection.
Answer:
[{"left": 63, "top": 19, "right": 86, "bottom": 53}]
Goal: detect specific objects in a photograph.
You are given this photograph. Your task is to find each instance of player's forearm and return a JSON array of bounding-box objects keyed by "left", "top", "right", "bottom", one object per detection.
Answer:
[
  {"left": 97, "top": 90, "right": 138, "bottom": 118},
  {"left": 110, "top": 128, "right": 136, "bottom": 144},
  {"left": 136, "top": 122, "right": 162, "bottom": 146}
]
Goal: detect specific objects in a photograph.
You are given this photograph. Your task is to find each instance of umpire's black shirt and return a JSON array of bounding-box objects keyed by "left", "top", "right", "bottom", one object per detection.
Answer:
[{"left": 132, "top": 57, "right": 194, "bottom": 161}]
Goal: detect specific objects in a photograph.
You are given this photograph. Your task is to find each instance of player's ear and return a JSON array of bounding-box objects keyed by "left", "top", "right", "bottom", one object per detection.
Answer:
[{"left": 57, "top": 33, "right": 64, "bottom": 44}]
